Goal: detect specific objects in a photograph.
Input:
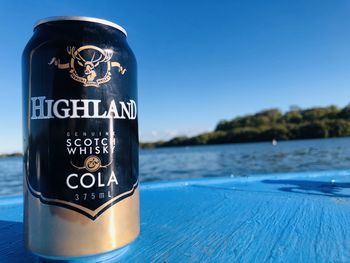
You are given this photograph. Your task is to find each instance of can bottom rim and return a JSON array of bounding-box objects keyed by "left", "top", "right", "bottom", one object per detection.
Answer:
[{"left": 31, "top": 244, "right": 129, "bottom": 262}]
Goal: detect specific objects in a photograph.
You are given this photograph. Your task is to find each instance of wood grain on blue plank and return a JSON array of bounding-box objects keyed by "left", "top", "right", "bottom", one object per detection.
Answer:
[{"left": 1, "top": 170, "right": 350, "bottom": 262}]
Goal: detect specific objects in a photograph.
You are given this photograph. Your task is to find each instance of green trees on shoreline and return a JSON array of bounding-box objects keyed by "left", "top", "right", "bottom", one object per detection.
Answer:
[{"left": 141, "top": 105, "right": 350, "bottom": 148}]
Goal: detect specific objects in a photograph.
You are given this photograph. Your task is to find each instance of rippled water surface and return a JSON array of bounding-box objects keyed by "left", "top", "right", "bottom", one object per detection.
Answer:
[{"left": 2, "top": 138, "right": 350, "bottom": 196}]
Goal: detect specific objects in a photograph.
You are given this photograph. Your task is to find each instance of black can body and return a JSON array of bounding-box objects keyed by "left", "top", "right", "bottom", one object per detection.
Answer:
[{"left": 22, "top": 17, "right": 139, "bottom": 259}]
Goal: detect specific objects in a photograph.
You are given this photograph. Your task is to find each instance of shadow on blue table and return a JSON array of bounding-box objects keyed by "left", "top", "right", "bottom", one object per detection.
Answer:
[
  {"left": 262, "top": 179, "right": 350, "bottom": 198},
  {"left": 0, "top": 220, "right": 86, "bottom": 263},
  {"left": 0, "top": 220, "right": 38, "bottom": 263},
  {"left": 0, "top": 220, "right": 131, "bottom": 263}
]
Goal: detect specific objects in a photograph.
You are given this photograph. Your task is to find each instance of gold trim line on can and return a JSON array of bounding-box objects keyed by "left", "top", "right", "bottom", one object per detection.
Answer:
[{"left": 33, "top": 16, "right": 127, "bottom": 36}]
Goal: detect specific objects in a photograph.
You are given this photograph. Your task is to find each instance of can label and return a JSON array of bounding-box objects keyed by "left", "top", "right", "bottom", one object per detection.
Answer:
[{"left": 26, "top": 45, "right": 138, "bottom": 220}]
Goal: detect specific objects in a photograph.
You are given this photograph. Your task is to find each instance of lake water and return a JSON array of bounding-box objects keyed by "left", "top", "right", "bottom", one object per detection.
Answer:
[{"left": 1, "top": 137, "right": 350, "bottom": 196}]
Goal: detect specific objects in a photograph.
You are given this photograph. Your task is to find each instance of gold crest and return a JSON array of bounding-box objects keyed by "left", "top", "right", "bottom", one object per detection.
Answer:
[
  {"left": 70, "top": 155, "right": 112, "bottom": 172},
  {"left": 84, "top": 156, "right": 101, "bottom": 172},
  {"left": 49, "top": 45, "right": 126, "bottom": 87}
]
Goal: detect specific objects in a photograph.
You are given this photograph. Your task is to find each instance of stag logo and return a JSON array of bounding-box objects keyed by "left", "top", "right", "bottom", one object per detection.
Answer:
[{"left": 49, "top": 45, "right": 126, "bottom": 87}]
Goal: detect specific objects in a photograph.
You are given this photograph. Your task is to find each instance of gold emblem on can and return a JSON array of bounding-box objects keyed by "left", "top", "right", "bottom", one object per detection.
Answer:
[
  {"left": 48, "top": 45, "right": 126, "bottom": 87},
  {"left": 84, "top": 155, "right": 101, "bottom": 172},
  {"left": 70, "top": 155, "right": 112, "bottom": 171}
]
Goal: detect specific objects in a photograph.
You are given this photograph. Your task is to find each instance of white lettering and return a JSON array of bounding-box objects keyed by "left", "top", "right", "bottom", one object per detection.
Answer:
[
  {"left": 53, "top": 99, "right": 70, "bottom": 118},
  {"left": 66, "top": 171, "right": 118, "bottom": 189},
  {"left": 30, "top": 97, "right": 137, "bottom": 120},
  {"left": 101, "top": 138, "right": 108, "bottom": 146},
  {"left": 119, "top": 101, "right": 131, "bottom": 119},
  {"left": 66, "top": 174, "right": 78, "bottom": 189},
  {"left": 74, "top": 139, "right": 81, "bottom": 147},
  {"left": 106, "top": 100, "right": 120, "bottom": 118},
  {"left": 31, "top": 96, "right": 46, "bottom": 119},
  {"left": 80, "top": 173, "right": 95, "bottom": 188},
  {"left": 98, "top": 172, "right": 105, "bottom": 187},
  {"left": 70, "top": 99, "right": 95, "bottom": 118},
  {"left": 130, "top": 99, "right": 137, "bottom": 119},
  {"left": 107, "top": 171, "right": 118, "bottom": 186},
  {"left": 46, "top": 99, "right": 54, "bottom": 119},
  {"left": 67, "top": 147, "right": 76, "bottom": 155}
]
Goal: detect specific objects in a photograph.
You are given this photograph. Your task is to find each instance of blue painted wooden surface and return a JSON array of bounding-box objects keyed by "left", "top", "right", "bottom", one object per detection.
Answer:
[{"left": 1, "top": 170, "right": 350, "bottom": 262}]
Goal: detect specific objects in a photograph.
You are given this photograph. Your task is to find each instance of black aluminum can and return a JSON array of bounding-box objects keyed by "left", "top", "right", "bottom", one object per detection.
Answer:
[{"left": 22, "top": 16, "right": 139, "bottom": 260}]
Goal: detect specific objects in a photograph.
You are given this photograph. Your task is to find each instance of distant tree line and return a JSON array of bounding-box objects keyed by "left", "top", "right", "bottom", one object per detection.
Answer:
[
  {"left": 141, "top": 105, "right": 350, "bottom": 148},
  {"left": 0, "top": 152, "right": 22, "bottom": 157}
]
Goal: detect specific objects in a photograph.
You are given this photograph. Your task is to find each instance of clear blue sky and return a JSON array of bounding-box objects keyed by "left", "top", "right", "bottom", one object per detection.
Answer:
[{"left": 1, "top": 0, "right": 350, "bottom": 153}]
